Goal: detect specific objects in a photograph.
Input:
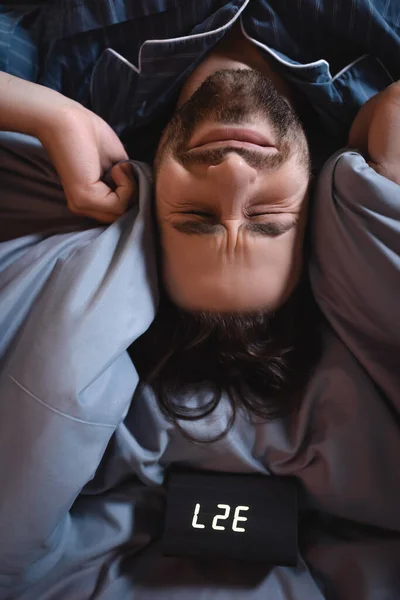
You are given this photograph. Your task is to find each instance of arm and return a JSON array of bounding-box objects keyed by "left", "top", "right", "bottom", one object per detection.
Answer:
[
  {"left": 0, "top": 72, "right": 61, "bottom": 135},
  {"left": 310, "top": 87, "right": 400, "bottom": 404},
  {"left": 348, "top": 81, "right": 400, "bottom": 185},
  {"left": 0, "top": 72, "right": 134, "bottom": 223}
]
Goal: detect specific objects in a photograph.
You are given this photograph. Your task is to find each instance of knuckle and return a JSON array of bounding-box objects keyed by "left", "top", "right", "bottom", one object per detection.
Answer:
[
  {"left": 68, "top": 203, "right": 83, "bottom": 215},
  {"left": 71, "top": 191, "right": 91, "bottom": 211}
]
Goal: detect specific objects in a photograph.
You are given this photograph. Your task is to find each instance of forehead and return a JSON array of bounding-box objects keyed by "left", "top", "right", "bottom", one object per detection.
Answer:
[
  {"left": 163, "top": 255, "right": 299, "bottom": 312},
  {"left": 160, "top": 224, "right": 303, "bottom": 312}
]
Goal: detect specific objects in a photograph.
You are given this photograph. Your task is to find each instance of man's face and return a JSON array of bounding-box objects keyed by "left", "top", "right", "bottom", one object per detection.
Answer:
[{"left": 154, "top": 69, "right": 311, "bottom": 313}]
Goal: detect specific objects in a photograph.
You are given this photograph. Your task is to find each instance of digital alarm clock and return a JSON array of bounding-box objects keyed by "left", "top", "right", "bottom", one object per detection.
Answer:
[{"left": 162, "top": 470, "right": 298, "bottom": 565}]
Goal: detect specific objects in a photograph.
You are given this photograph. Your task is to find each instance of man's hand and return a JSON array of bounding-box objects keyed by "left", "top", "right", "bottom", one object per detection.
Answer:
[
  {"left": 349, "top": 81, "right": 400, "bottom": 185},
  {"left": 39, "top": 104, "right": 135, "bottom": 223},
  {"left": 0, "top": 72, "right": 135, "bottom": 223}
]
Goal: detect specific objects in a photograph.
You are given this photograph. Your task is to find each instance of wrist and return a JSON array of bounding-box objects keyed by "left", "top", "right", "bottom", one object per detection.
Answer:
[
  {"left": 34, "top": 93, "right": 83, "bottom": 147},
  {"left": 0, "top": 72, "right": 82, "bottom": 143}
]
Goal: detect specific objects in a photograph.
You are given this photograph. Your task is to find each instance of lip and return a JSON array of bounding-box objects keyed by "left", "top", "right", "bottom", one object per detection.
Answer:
[
  {"left": 186, "top": 139, "right": 279, "bottom": 154},
  {"left": 188, "top": 126, "right": 276, "bottom": 150}
]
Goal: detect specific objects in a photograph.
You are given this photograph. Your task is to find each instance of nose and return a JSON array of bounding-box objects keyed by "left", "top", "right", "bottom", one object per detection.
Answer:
[
  {"left": 207, "top": 152, "right": 257, "bottom": 188},
  {"left": 206, "top": 153, "right": 257, "bottom": 214}
]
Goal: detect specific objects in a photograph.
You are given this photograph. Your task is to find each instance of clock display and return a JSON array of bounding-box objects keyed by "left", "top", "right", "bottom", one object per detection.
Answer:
[
  {"left": 162, "top": 470, "right": 298, "bottom": 564},
  {"left": 192, "top": 503, "right": 249, "bottom": 532}
]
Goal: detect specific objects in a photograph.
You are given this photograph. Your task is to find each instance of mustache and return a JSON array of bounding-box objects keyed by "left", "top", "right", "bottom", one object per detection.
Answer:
[{"left": 176, "top": 144, "right": 290, "bottom": 171}]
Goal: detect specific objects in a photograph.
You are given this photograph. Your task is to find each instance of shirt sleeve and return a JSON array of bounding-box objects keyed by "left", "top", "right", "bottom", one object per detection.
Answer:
[
  {"left": 0, "top": 161, "right": 157, "bottom": 594},
  {"left": 309, "top": 150, "right": 400, "bottom": 403}
]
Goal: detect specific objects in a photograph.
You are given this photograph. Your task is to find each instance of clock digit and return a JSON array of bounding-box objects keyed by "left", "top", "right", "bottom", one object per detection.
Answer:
[
  {"left": 232, "top": 505, "right": 249, "bottom": 532},
  {"left": 191, "top": 503, "right": 206, "bottom": 529},
  {"left": 212, "top": 504, "right": 231, "bottom": 531}
]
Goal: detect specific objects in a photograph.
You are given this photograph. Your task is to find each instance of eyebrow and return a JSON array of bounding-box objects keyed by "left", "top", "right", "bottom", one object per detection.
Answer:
[{"left": 171, "top": 219, "right": 297, "bottom": 237}]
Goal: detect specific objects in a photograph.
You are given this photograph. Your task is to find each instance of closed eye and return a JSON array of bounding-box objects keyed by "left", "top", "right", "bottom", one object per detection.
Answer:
[
  {"left": 171, "top": 218, "right": 297, "bottom": 236},
  {"left": 246, "top": 221, "right": 297, "bottom": 236},
  {"left": 182, "top": 210, "right": 214, "bottom": 218},
  {"left": 172, "top": 220, "right": 222, "bottom": 234}
]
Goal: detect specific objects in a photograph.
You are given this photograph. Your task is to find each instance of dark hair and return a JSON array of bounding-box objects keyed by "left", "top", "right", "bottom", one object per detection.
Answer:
[{"left": 129, "top": 278, "right": 320, "bottom": 439}]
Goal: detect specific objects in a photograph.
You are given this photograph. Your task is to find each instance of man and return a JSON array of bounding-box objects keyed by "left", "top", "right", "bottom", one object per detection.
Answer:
[
  {"left": 0, "top": 2, "right": 400, "bottom": 599},
  {"left": 153, "top": 22, "right": 311, "bottom": 313},
  {"left": 0, "top": 15, "right": 393, "bottom": 426},
  {"left": 130, "top": 23, "right": 318, "bottom": 424},
  {"left": 0, "top": 19, "right": 321, "bottom": 429}
]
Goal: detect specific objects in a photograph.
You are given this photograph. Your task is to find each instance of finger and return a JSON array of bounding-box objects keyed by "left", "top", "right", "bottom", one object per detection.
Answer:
[
  {"left": 106, "top": 142, "right": 129, "bottom": 167},
  {"left": 71, "top": 207, "right": 121, "bottom": 224},
  {"left": 110, "top": 162, "right": 137, "bottom": 207},
  {"left": 70, "top": 180, "right": 131, "bottom": 216}
]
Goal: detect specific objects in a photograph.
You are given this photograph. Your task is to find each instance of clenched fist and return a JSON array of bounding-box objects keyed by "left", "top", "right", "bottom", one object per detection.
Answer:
[
  {"left": 39, "top": 104, "right": 135, "bottom": 223},
  {"left": 0, "top": 72, "right": 136, "bottom": 223}
]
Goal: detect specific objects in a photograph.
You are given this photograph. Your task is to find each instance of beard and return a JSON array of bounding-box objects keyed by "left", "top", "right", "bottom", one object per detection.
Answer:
[{"left": 155, "top": 68, "right": 310, "bottom": 172}]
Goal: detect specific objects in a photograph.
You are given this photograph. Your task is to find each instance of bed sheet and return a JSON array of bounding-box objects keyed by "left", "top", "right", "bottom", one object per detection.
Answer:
[{"left": 0, "top": 133, "right": 399, "bottom": 599}]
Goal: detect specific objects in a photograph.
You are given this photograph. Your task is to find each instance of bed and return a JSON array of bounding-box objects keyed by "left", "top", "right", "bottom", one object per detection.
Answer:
[{"left": 1, "top": 1, "right": 400, "bottom": 599}]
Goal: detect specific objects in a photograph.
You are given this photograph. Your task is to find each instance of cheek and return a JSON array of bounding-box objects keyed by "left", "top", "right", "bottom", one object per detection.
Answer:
[
  {"left": 155, "top": 160, "right": 189, "bottom": 217},
  {"left": 264, "top": 165, "right": 309, "bottom": 205},
  {"left": 160, "top": 238, "right": 208, "bottom": 307}
]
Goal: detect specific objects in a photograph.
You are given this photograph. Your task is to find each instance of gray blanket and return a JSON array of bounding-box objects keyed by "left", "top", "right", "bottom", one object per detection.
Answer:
[{"left": 0, "top": 133, "right": 399, "bottom": 600}]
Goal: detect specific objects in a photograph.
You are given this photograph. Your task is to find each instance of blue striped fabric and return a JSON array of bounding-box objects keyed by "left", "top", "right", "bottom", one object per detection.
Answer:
[
  {"left": 0, "top": 0, "right": 399, "bottom": 160},
  {"left": 0, "top": 5, "right": 40, "bottom": 80}
]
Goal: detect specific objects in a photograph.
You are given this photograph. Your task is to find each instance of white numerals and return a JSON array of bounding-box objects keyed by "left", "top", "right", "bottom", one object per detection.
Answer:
[
  {"left": 212, "top": 504, "right": 231, "bottom": 531},
  {"left": 191, "top": 503, "right": 250, "bottom": 533},
  {"left": 232, "top": 505, "right": 249, "bottom": 532},
  {"left": 191, "top": 503, "right": 205, "bottom": 529}
]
